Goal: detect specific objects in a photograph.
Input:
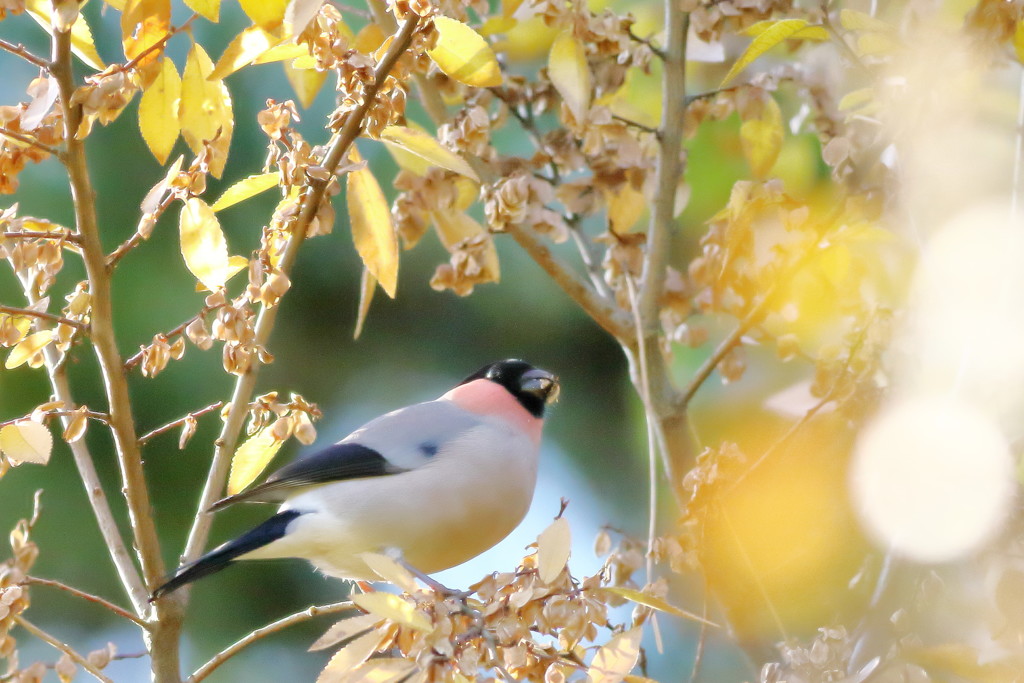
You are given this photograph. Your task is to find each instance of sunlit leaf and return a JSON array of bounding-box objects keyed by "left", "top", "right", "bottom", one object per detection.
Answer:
[
  {"left": 62, "top": 406, "right": 89, "bottom": 444},
  {"left": 838, "top": 87, "right": 873, "bottom": 111},
  {"left": 227, "top": 426, "right": 284, "bottom": 495},
  {"left": 743, "top": 20, "right": 829, "bottom": 41},
  {"left": 211, "top": 172, "right": 279, "bottom": 211},
  {"left": 721, "top": 19, "right": 810, "bottom": 87},
  {"left": 184, "top": 0, "right": 220, "bottom": 22},
  {"left": 354, "top": 267, "right": 376, "bottom": 340},
  {"left": 316, "top": 629, "right": 386, "bottom": 683},
  {"left": 840, "top": 9, "right": 895, "bottom": 33},
  {"left": 536, "top": 516, "right": 571, "bottom": 584},
  {"left": 180, "top": 43, "right": 234, "bottom": 177},
  {"left": 856, "top": 32, "right": 901, "bottom": 56},
  {"left": 0, "top": 421, "right": 52, "bottom": 465},
  {"left": 604, "top": 183, "right": 646, "bottom": 233},
  {"left": 427, "top": 16, "right": 503, "bottom": 87},
  {"left": 479, "top": 16, "right": 516, "bottom": 36},
  {"left": 25, "top": 0, "right": 105, "bottom": 70},
  {"left": 379, "top": 126, "right": 478, "bottom": 181},
  {"left": 347, "top": 149, "right": 399, "bottom": 298},
  {"left": 354, "top": 23, "right": 386, "bottom": 54},
  {"left": 253, "top": 42, "right": 310, "bottom": 65},
  {"left": 740, "top": 95, "right": 783, "bottom": 178},
  {"left": 359, "top": 552, "right": 418, "bottom": 593},
  {"left": 309, "top": 613, "right": 382, "bottom": 652},
  {"left": 342, "top": 659, "right": 418, "bottom": 683},
  {"left": 588, "top": 627, "right": 643, "bottom": 683},
  {"left": 285, "top": 0, "right": 327, "bottom": 37},
  {"left": 548, "top": 30, "right": 591, "bottom": 121},
  {"left": 210, "top": 27, "right": 280, "bottom": 80},
  {"left": 240, "top": 0, "right": 288, "bottom": 31},
  {"left": 1016, "top": 21, "right": 1024, "bottom": 64},
  {"left": 179, "top": 198, "right": 232, "bottom": 290},
  {"left": 601, "top": 587, "right": 718, "bottom": 626},
  {"left": 284, "top": 58, "right": 328, "bottom": 108},
  {"left": 138, "top": 57, "right": 181, "bottom": 164},
  {"left": 351, "top": 593, "right": 431, "bottom": 632},
  {"left": 6, "top": 330, "right": 53, "bottom": 369},
  {"left": 122, "top": 0, "right": 171, "bottom": 67}
]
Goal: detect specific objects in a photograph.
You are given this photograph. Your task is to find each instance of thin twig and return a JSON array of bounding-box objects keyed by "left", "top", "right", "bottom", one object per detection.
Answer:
[
  {"left": 124, "top": 302, "right": 224, "bottom": 370},
  {"left": 182, "top": 15, "right": 423, "bottom": 570},
  {"left": 0, "top": 127, "right": 61, "bottom": 157},
  {"left": 0, "top": 38, "right": 49, "bottom": 68},
  {"left": 627, "top": 27, "right": 666, "bottom": 60},
  {"left": 121, "top": 13, "right": 199, "bottom": 73},
  {"left": 0, "top": 304, "right": 86, "bottom": 329},
  {"left": 821, "top": 11, "right": 871, "bottom": 74},
  {"left": 21, "top": 576, "right": 150, "bottom": 629},
  {"left": 14, "top": 616, "right": 115, "bottom": 683},
  {"left": 138, "top": 401, "right": 224, "bottom": 446},
  {"left": 688, "top": 578, "right": 710, "bottom": 683},
  {"left": 1, "top": 230, "right": 81, "bottom": 244},
  {"left": 611, "top": 114, "right": 660, "bottom": 137},
  {"left": 0, "top": 408, "right": 110, "bottom": 430},
  {"left": 107, "top": 193, "right": 175, "bottom": 268},
  {"left": 187, "top": 602, "right": 355, "bottom": 683}
]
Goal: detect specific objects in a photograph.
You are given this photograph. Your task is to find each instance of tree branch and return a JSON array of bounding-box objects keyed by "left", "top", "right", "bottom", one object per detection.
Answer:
[
  {"left": 181, "top": 16, "right": 423, "bottom": 571},
  {"left": 0, "top": 304, "right": 86, "bottom": 329},
  {"left": 0, "top": 127, "right": 61, "bottom": 157},
  {"left": 187, "top": 602, "right": 355, "bottom": 683},
  {"left": 50, "top": 24, "right": 180, "bottom": 681},
  {"left": 22, "top": 576, "right": 150, "bottom": 629},
  {"left": 124, "top": 302, "right": 225, "bottom": 371},
  {"left": 1, "top": 230, "right": 81, "bottom": 244},
  {"left": 14, "top": 616, "right": 115, "bottom": 683},
  {"left": 138, "top": 401, "right": 223, "bottom": 446},
  {"left": 0, "top": 38, "right": 49, "bottom": 69}
]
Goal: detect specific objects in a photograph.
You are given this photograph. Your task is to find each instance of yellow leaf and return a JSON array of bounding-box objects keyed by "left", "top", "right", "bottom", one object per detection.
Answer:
[
  {"left": 359, "top": 552, "right": 418, "bottom": 593},
  {"left": 548, "top": 30, "right": 591, "bottom": 121},
  {"left": 740, "top": 95, "right": 783, "bottom": 178},
  {"left": 179, "top": 198, "right": 232, "bottom": 290},
  {"left": 210, "top": 27, "right": 280, "bottom": 80},
  {"left": 479, "top": 16, "right": 516, "bottom": 36},
  {"left": 284, "top": 59, "right": 328, "bottom": 108},
  {"left": 309, "top": 613, "right": 382, "bottom": 652},
  {"left": 379, "top": 126, "right": 478, "bottom": 181},
  {"left": 342, "top": 659, "right": 418, "bottom": 683},
  {"left": 0, "top": 421, "right": 53, "bottom": 465},
  {"left": 354, "top": 23, "right": 386, "bottom": 55},
  {"left": 317, "top": 629, "right": 386, "bottom": 683},
  {"left": 180, "top": 43, "right": 234, "bottom": 177},
  {"left": 351, "top": 593, "right": 431, "bottom": 632},
  {"left": 721, "top": 19, "right": 810, "bottom": 87},
  {"left": 184, "top": 0, "right": 220, "bottom": 22},
  {"left": 25, "top": 0, "right": 105, "bottom": 70},
  {"left": 604, "top": 183, "right": 646, "bottom": 233},
  {"left": 1016, "top": 21, "right": 1024, "bottom": 63},
  {"left": 856, "top": 32, "right": 901, "bottom": 56},
  {"left": 743, "top": 20, "right": 829, "bottom": 41},
  {"left": 122, "top": 0, "right": 171, "bottom": 66},
  {"left": 138, "top": 57, "right": 181, "bottom": 164},
  {"left": 600, "top": 587, "right": 718, "bottom": 626},
  {"left": 430, "top": 210, "right": 500, "bottom": 281},
  {"left": 62, "top": 406, "right": 90, "bottom": 444},
  {"left": 6, "top": 330, "right": 53, "bottom": 369},
  {"left": 427, "top": 16, "right": 503, "bottom": 88},
  {"left": 347, "top": 149, "right": 399, "bottom": 297},
  {"left": 227, "top": 427, "right": 284, "bottom": 495},
  {"left": 354, "top": 267, "right": 376, "bottom": 340},
  {"left": 252, "top": 43, "right": 311, "bottom": 65},
  {"left": 536, "top": 516, "right": 571, "bottom": 584},
  {"left": 240, "top": 0, "right": 289, "bottom": 31},
  {"left": 840, "top": 9, "right": 895, "bottom": 33},
  {"left": 588, "top": 627, "right": 643, "bottom": 683},
  {"left": 838, "top": 87, "right": 873, "bottom": 111},
  {"left": 211, "top": 172, "right": 279, "bottom": 211}
]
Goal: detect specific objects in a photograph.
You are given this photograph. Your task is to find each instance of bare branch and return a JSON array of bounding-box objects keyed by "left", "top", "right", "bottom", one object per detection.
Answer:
[
  {"left": 0, "top": 127, "right": 61, "bottom": 157},
  {"left": 187, "top": 602, "right": 355, "bottom": 683},
  {"left": 138, "top": 401, "right": 224, "bottom": 446},
  {"left": 1, "top": 230, "right": 81, "bottom": 244},
  {"left": 0, "top": 304, "right": 86, "bottom": 329},
  {"left": 181, "top": 16, "right": 424, "bottom": 571},
  {"left": 0, "top": 408, "right": 110, "bottom": 430},
  {"left": 124, "top": 302, "right": 225, "bottom": 371},
  {"left": 14, "top": 616, "right": 115, "bottom": 683},
  {"left": 611, "top": 114, "right": 660, "bottom": 137},
  {"left": 107, "top": 194, "right": 175, "bottom": 269},
  {"left": 21, "top": 576, "right": 150, "bottom": 629},
  {"left": 0, "top": 38, "right": 49, "bottom": 69},
  {"left": 121, "top": 13, "right": 199, "bottom": 73}
]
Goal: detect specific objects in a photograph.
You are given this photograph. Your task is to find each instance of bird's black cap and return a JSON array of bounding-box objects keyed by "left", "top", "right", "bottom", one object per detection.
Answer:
[{"left": 460, "top": 359, "right": 559, "bottom": 418}]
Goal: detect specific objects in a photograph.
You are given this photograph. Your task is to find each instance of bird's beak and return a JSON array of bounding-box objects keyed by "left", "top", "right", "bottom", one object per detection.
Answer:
[{"left": 521, "top": 369, "right": 560, "bottom": 404}]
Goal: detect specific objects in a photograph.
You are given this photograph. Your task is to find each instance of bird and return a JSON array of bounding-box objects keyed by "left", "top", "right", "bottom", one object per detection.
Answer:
[{"left": 151, "top": 359, "right": 559, "bottom": 599}]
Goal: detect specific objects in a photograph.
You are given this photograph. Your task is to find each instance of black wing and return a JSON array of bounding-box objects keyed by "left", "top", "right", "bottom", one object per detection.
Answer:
[{"left": 209, "top": 442, "right": 404, "bottom": 511}]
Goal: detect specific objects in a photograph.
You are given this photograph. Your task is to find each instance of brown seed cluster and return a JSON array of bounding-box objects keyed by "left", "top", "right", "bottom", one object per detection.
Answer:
[{"left": 0, "top": 78, "right": 64, "bottom": 194}]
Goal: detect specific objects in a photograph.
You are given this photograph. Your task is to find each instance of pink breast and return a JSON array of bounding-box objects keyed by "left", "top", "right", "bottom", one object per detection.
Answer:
[{"left": 441, "top": 379, "right": 544, "bottom": 445}]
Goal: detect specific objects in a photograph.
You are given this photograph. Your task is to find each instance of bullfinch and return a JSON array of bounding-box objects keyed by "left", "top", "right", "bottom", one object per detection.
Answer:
[{"left": 152, "top": 359, "right": 559, "bottom": 598}]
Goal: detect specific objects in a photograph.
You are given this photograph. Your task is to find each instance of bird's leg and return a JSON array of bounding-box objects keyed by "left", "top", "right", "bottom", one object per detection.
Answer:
[{"left": 382, "top": 548, "right": 472, "bottom": 598}]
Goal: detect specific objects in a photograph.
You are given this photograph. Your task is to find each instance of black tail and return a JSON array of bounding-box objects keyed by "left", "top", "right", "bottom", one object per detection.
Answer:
[{"left": 151, "top": 510, "right": 303, "bottom": 600}]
